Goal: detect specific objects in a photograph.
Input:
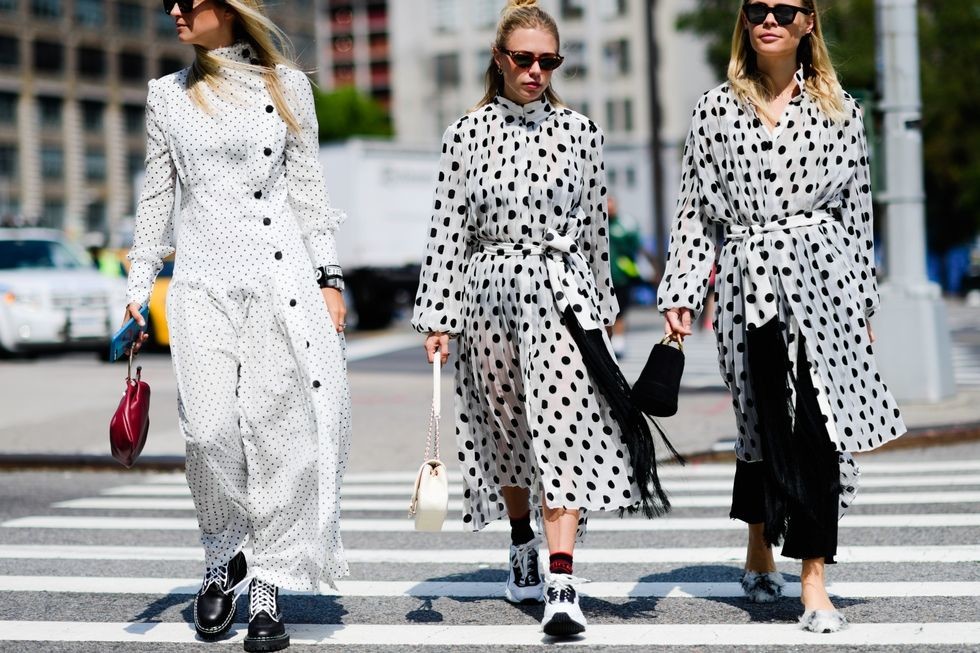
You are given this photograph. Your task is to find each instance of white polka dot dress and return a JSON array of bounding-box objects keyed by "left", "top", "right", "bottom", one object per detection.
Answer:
[
  {"left": 126, "top": 43, "right": 351, "bottom": 591},
  {"left": 413, "top": 96, "right": 648, "bottom": 537},
  {"left": 658, "top": 73, "right": 907, "bottom": 512}
]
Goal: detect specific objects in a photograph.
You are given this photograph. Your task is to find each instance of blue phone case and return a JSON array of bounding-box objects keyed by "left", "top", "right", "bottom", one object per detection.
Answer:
[{"left": 109, "top": 305, "right": 150, "bottom": 362}]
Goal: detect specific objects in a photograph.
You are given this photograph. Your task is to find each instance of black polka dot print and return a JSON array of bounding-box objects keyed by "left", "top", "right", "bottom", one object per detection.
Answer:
[
  {"left": 126, "top": 43, "right": 352, "bottom": 591},
  {"left": 412, "top": 96, "right": 641, "bottom": 538}
]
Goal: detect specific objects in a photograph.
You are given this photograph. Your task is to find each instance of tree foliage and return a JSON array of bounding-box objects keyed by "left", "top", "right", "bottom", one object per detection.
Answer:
[
  {"left": 311, "top": 86, "right": 393, "bottom": 143},
  {"left": 676, "top": 0, "right": 980, "bottom": 251}
]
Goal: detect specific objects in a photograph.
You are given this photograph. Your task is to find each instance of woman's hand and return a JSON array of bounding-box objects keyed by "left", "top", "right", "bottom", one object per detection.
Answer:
[
  {"left": 664, "top": 307, "right": 694, "bottom": 338},
  {"left": 867, "top": 320, "right": 876, "bottom": 344},
  {"left": 321, "top": 288, "right": 347, "bottom": 333},
  {"left": 122, "top": 303, "right": 149, "bottom": 355},
  {"left": 425, "top": 332, "right": 450, "bottom": 365}
]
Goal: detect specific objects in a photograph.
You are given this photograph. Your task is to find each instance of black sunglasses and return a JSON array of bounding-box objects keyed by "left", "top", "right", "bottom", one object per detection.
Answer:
[
  {"left": 500, "top": 48, "right": 564, "bottom": 72},
  {"left": 162, "top": 0, "right": 215, "bottom": 14},
  {"left": 742, "top": 2, "right": 813, "bottom": 26}
]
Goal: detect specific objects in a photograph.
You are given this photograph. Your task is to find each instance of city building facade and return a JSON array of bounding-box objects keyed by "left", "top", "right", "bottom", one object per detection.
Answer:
[{"left": 316, "top": 0, "right": 391, "bottom": 112}]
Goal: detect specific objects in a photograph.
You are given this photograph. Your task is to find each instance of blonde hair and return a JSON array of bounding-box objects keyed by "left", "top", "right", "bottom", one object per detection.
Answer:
[
  {"left": 727, "top": 0, "right": 845, "bottom": 123},
  {"left": 475, "top": 0, "right": 563, "bottom": 109},
  {"left": 186, "top": 0, "right": 301, "bottom": 133}
]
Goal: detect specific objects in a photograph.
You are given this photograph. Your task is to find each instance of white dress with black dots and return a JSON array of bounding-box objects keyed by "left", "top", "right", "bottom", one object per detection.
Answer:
[
  {"left": 659, "top": 74, "right": 907, "bottom": 513},
  {"left": 126, "top": 43, "right": 351, "bottom": 591},
  {"left": 413, "top": 96, "right": 642, "bottom": 536}
]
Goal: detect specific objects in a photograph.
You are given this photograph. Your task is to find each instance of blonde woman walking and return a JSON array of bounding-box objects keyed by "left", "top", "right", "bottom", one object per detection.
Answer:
[
  {"left": 413, "top": 0, "right": 671, "bottom": 637},
  {"left": 124, "top": 1, "right": 350, "bottom": 649},
  {"left": 660, "top": 0, "right": 906, "bottom": 633}
]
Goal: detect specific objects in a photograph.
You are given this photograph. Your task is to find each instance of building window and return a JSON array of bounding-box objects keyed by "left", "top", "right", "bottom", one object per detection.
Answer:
[
  {"left": 579, "top": 101, "right": 590, "bottom": 120},
  {"left": 0, "top": 145, "right": 16, "bottom": 179},
  {"left": 123, "top": 104, "right": 144, "bottom": 134},
  {"left": 332, "top": 64, "right": 355, "bottom": 86},
  {"left": 434, "top": 52, "right": 460, "bottom": 88},
  {"left": 85, "top": 201, "right": 106, "bottom": 232},
  {"left": 599, "top": 0, "right": 628, "bottom": 19},
  {"left": 33, "top": 40, "right": 64, "bottom": 73},
  {"left": 77, "top": 46, "right": 106, "bottom": 78},
  {"left": 0, "top": 92, "right": 15, "bottom": 124},
  {"left": 127, "top": 151, "right": 143, "bottom": 177},
  {"left": 0, "top": 36, "right": 16, "bottom": 67},
  {"left": 603, "top": 38, "right": 630, "bottom": 76},
  {"left": 75, "top": 0, "right": 104, "bottom": 26},
  {"left": 116, "top": 1, "right": 143, "bottom": 32},
  {"left": 155, "top": 10, "right": 173, "bottom": 35},
  {"left": 625, "top": 165, "right": 637, "bottom": 188},
  {"left": 41, "top": 146, "right": 63, "bottom": 179},
  {"left": 560, "top": 0, "right": 585, "bottom": 20},
  {"left": 607, "top": 167, "right": 618, "bottom": 186},
  {"left": 85, "top": 149, "right": 106, "bottom": 181},
  {"left": 118, "top": 51, "right": 145, "bottom": 81},
  {"left": 605, "top": 98, "right": 616, "bottom": 132},
  {"left": 38, "top": 96, "right": 61, "bottom": 128},
  {"left": 158, "top": 56, "right": 184, "bottom": 75},
  {"left": 81, "top": 100, "right": 103, "bottom": 132},
  {"left": 623, "top": 98, "right": 634, "bottom": 132},
  {"left": 562, "top": 41, "right": 586, "bottom": 79},
  {"left": 432, "top": 0, "right": 458, "bottom": 32},
  {"left": 31, "top": 0, "right": 60, "bottom": 19},
  {"left": 0, "top": 0, "right": 17, "bottom": 13}
]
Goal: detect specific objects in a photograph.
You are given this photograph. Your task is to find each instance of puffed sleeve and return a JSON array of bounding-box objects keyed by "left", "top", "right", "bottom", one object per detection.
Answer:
[
  {"left": 282, "top": 67, "right": 345, "bottom": 270},
  {"left": 840, "top": 102, "right": 879, "bottom": 318},
  {"left": 411, "top": 121, "right": 473, "bottom": 335},
  {"left": 581, "top": 122, "right": 619, "bottom": 326},
  {"left": 126, "top": 78, "right": 176, "bottom": 307},
  {"left": 657, "top": 101, "right": 715, "bottom": 317}
]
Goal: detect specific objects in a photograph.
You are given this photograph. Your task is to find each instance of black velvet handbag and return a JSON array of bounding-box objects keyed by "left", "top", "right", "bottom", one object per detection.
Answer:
[{"left": 631, "top": 334, "right": 685, "bottom": 417}]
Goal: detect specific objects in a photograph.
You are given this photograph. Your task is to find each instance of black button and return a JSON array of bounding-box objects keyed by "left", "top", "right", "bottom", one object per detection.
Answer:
[
  {"left": 263, "top": 218, "right": 271, "bottom": 226},
  {"left": 305, "top": 341, "right": 310, "bottom": 348},
  {"left": 274, "top": 251, "right": 282, "bottom": 260},
  {"left": 242, "top": 48, "right": 250, "bottom": 58},
  {"left": 289, "top": 299, "right": 297, "bottom": 307},
  {"left": 254, "top": 190, "right": 262, "bottom": 199},
  {"left": 264, "top": 147, "right": 272, "bottom": 156},
  {"left": 312, "top": 380, "right": 321, "bottom": 388},
  {"left": 250, "top": 58, "right": 260, "bottom": 65},
  {"left": 266, "top": 105, "right": 274, "bottom": 113}
]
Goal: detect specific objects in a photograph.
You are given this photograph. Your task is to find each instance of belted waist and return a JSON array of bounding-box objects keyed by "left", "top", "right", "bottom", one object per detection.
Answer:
[
  {"left": 724, "top": 209, "right": 839, "bottom": 241},
  {"left": 477, "top": 229, "right": 579, "bottom": 257}
]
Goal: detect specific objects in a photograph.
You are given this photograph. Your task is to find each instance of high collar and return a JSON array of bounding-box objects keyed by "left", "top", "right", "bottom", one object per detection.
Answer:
[
  {"left": 210, "top": 41, "right": 259, "bottom": 66},
  {"left": 494, "top": 95, "right": 554, "bottom": 125}
]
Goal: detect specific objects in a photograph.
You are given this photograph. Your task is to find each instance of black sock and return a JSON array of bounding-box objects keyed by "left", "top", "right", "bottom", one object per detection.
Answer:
[
  {"left": 509, "top": 513, "right": 534, "bottom": 546},
  {"left": 549, "top": 552, "right": 573, "bottom": 575}
]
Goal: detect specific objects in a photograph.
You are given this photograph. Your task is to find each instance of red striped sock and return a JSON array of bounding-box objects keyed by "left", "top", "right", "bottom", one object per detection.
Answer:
[{"left": 549, "top": 551, "right": 573, "bottom": 575}]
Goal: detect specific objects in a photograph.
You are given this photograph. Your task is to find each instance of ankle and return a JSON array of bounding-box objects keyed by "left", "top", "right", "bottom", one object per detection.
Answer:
[
  {"left": 509, "top": 512, "right": 534, "bottom": 546},
  {"left": 549, "top": 551, "right": 573, "bottom": 576}
]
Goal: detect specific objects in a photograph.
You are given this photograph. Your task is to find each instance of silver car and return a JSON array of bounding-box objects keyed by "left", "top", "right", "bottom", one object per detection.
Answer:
[{"left": 0, "top": 229, "right": 128, "bottom": 356}]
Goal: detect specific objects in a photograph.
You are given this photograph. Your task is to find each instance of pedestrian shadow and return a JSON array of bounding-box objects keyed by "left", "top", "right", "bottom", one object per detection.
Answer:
[{"left": 404, "top": 569, "right": 543, "bottom": 624}]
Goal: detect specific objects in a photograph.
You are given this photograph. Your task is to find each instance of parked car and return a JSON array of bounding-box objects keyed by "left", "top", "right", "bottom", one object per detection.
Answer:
[
  {"left": 105, "top": 248, "right": 174, "bottom": 349},
  {"left": 0, "top": 229, "right": 127, "bottom": 356}
]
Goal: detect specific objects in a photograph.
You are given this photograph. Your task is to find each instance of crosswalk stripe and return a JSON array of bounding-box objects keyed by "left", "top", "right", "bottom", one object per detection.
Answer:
[
  {"left": 0, "top": 544, "right": 975, "bottom": 564},
  {"left": 0, "top": 621, "right": 977, "bottom": 646},
  {"left": 2, "top": 576, "right": 978, "bottom": 599},
  {"left": 52, "top": 490, "right": 980, "bottom": 512},
  {"left": 7, "top": 513, "right": 980, "bottom": 531},
  {"left": 97, "top": 473, "right": 980, "bottom": 498}
]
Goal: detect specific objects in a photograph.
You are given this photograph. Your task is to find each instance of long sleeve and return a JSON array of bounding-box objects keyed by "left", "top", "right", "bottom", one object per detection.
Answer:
[
  {"left": 657, "top": 105, "right": 715, "bottom": 317},
  {"left": 840, "top": 104, "right": 879, "bottom": 318},
  {"left": 126, "top": 78, "right": 176, "bottom": 307},
  {"left": 411, "top": 122, "right": 472, "bottom": 335},
  {"left": 282, "top": 67, "right": 345, "bottom": 270},
  {"left": 581, "top": 123, "right": 619, "bottom": 326}
]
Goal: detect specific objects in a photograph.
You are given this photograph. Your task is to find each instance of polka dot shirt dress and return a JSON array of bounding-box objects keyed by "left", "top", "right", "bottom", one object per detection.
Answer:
[
  {"left": 658, "top": 73, "right": 907, "bottom": 512},
  {"left": 126, "top": 43, "right": 351, "bottom": 591},
  {"left": 412, "top": 96, "right": 643, "bottom": 537}
]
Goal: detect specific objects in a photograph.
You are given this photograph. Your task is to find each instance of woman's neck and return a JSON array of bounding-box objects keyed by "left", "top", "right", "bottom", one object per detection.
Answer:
[{"left": 756, "top": 54, "right": 798, "bottom": 97}]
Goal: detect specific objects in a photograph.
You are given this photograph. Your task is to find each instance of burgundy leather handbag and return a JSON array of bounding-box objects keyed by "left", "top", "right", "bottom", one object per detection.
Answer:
[{"left": 109, "top": 350, "right": 150, "bottom": 468}]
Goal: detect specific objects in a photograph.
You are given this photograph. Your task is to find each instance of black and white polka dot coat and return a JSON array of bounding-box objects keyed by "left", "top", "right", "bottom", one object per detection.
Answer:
[
  {"left": 125, "top": 44, "right": 351, "bottom": 587},
  {"left": 658, "top": 76, "right": 907, "bottom": 465},
  {"left": 413, "top": 96, "right": 643, "bottom": 535}
]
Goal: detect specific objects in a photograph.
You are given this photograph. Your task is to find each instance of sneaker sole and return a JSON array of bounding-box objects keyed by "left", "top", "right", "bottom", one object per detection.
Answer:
[
  {"left": 243, "top": 633, "right": 290, "bottom": 652},
  {"left": 504, "top": 587, "right": 544, "bottom": 605},
  {"left": 543, "top": 612, "right": 586, "bottom": 637}
]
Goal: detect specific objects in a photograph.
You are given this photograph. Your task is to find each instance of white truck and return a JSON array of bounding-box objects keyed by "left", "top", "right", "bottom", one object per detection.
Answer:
[{"left": 321, "top": 139, "right": 440, "bottom": 329}]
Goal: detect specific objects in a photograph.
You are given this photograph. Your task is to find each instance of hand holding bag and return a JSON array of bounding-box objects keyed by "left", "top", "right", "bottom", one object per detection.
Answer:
[
  {"left": 109, "top": 348, "right": 151, "bottom": 468},
  {"left": 408, "top": 353, "right": 450, "bottom": 532},
  {"left": 631, "top": 334, "right": 685, "bottom": 417}
]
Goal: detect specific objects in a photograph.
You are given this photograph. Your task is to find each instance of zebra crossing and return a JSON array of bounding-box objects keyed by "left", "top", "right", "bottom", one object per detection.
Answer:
[{"left": 0, "top": 459, "right": 979, "bottom": 648}]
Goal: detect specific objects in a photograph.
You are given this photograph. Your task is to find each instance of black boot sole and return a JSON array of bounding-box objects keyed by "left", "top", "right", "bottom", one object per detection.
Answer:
[
  {"left": 193, "top": 595, "right": 237, "bottom": 641},
  {"left": 543, "top": 612, "right": 586, "bottom": 637},
  {"left": 243, "top": 632, "right": 290, "bottom": 652}
]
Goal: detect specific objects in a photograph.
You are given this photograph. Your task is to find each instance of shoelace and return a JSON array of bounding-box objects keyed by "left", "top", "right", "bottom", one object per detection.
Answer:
[
  {"left": 546, "top": 573, "right": 587, "bottom": 603},
  {"left": 513, "top": 536, "right": 542, "bottom": 583},
  {"left": 202, "top": 563, "right": 228, "bottom": 593},
  {"left": 249, "top": 579, "right": 279, "bottom": 620}
]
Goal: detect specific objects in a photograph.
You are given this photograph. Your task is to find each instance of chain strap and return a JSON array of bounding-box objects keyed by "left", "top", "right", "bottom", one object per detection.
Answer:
[{"left": 424, "top": 354, "right": 441, "bottom": 461}]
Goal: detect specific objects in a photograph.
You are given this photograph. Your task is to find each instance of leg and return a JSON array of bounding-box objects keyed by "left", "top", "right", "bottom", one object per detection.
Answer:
[
  {"left": 502, "top": 486, "right": 543, "bottom": 604},
  {"left": 540, "top": 495, "right": 587, "bottom": 636},
  {"left": 800, "top": 557, "right": 834, "bottom": 611},
  {"left": 502, "top": 486, "right": 531, "bottom": 519},
  {"left": 541, "top": 500, "right": 579, "bottom": 559},
  {"left": 730, "top": 458, "right": 785, "bottom": 603}
]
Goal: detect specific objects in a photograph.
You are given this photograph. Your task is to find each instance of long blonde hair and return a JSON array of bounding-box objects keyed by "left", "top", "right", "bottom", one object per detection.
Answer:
[
  {"left": 186, "top": 0, "right": 301, "bottom": 133},
  {"left": 475, "top": 0, "right": 563, "bottom": 109},
  {"left": 728, "top": 0, "right": 845, "bottom": 123}
]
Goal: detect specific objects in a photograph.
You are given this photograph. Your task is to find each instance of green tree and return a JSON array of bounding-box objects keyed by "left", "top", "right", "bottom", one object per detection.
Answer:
[
  {"left": 311, "top": 85, "right": 393, "bottom": 142},
  {"left": 676, "top": 0, "right": 980, "bottom": 253}
]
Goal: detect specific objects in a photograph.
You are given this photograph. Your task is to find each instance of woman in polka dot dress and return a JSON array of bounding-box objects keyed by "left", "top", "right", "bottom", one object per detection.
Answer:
[
  {"left": 659, "top": 0, "right": 906, "bottom": 634},
  {"left": 123, "top": 1, "right": 350, "bottom": 649},
  {"left": 413, "top": 0, "right": 671, "bottom": 638}
]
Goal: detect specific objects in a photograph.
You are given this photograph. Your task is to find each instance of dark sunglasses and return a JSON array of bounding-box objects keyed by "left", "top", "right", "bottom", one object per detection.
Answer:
[
  {"left": 500, "top": 48, "right": 564, "bottom": 72},
  {"left": 162, "top": 0, "right": 215, "bottom": 14},
  {"left": 742, "top": 2, "right": 813, "bottom": 26}
]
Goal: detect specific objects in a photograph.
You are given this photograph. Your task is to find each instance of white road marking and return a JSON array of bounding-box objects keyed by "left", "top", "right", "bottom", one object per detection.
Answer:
[{"left": 344, "top": 333, "right": 420, "bottom": 362}]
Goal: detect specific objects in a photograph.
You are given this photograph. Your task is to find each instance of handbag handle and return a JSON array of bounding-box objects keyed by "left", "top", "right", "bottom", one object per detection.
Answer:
[
  {"left": 425, "top": 353, "right": 441, "bottom": 461},
  {"left": 660, "top": 333, "right": 685, "bottom": 352}
]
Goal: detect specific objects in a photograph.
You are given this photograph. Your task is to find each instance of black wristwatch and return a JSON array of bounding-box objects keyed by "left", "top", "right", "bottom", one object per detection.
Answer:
[{"left": 316, "top": 265, "right": 344, "bottom": 291}]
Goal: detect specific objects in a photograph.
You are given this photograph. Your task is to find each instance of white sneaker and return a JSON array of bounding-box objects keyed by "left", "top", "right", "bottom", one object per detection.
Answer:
[
  {"left": 504, "top": 536, "right": 544, "bottom": 603},
  {"left": 541, "top": 573, "right": 587, "bottom": 637}
]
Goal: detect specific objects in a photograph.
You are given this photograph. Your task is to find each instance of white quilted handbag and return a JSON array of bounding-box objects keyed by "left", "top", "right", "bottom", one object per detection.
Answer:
[{"left": 408, "top": 354, "right": 450, "bottom": 532}]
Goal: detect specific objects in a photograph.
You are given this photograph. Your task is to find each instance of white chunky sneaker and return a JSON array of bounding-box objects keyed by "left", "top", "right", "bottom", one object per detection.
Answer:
[
  {"left": 504, "top": 536, "right": 544, "bottom": 604},
  {"left": 541, "top": 574, "right": 587, "bottom": 637}
]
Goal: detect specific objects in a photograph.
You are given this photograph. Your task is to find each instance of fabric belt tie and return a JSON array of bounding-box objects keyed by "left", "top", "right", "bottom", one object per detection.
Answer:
[
  {"left": 724, "top": 210, "right": 837, "bottom": 330},
  {"left": 478, "top": 228, "right": 603, "bottom": 330}
]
